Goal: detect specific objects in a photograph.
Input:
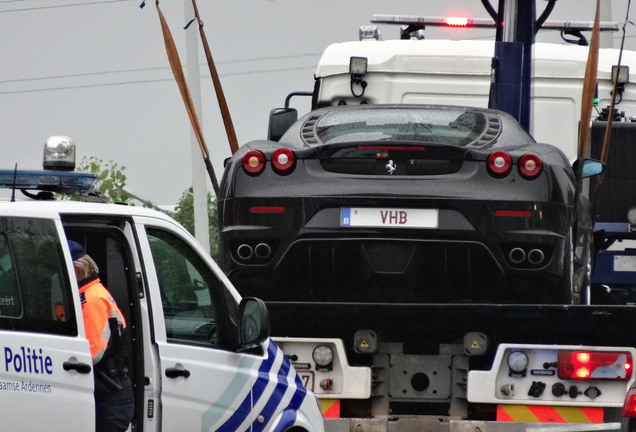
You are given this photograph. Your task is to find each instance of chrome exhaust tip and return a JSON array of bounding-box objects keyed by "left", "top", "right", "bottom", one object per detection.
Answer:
[
  {"left": 527, "top": 249, "right": 545, "bottom": 265},
  {"left": 509, "top": 247, "right": 526, "bottom": 264},
  {"left": 236, "top": 244, "right": 253, "bottom": 261},
  {"left": 254, "top": 243, "right": 272, "bottom": 259}
]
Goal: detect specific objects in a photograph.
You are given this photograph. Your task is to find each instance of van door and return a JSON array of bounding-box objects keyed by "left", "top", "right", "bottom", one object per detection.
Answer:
[
  {"left": 136, "top": 220, "right": 263, "bottom": 430},
  {"left": 137, "top": 216, "right": 314, "bottom": 431},
  {"left": 0, "top": 212, "right": 94, "bottom": 431}
]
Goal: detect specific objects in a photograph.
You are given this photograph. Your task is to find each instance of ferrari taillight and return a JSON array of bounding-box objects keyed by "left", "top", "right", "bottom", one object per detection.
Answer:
[
  {"left": 519, "top": 154, "right": 543, "bottom": 179},
  {"left": 242, "top": 150, "right": 266, "bottom": 176},
  {"left": 558, "top": 350, "right": 632, "bottom": 381},
  {"left": 487, "top": 151, "right": 512, "bottom": 176},
  {"left": 272, "top": 148, "right": 296, "bottom": 175},
  {"left": 622, "top": 386, "right": 636, "bottom": 417}
]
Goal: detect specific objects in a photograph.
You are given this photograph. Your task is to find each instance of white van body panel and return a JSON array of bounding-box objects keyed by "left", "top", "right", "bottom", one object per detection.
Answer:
[
  {"left": 0, "top": 333, "right": 95, "bottom": 430},
  {"left": 0, "top": 206, "right": 95, "bottom": 430}
]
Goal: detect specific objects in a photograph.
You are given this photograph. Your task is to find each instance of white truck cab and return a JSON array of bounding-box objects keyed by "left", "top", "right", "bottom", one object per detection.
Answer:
[
  {"left": 0, "top": 145, "right": 324, "bottom": 432},
  {"left": 271, "top": 38, "right": 636, "bottom": 164}
]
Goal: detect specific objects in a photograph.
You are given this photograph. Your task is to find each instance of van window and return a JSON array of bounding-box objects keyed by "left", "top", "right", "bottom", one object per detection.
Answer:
[
  {"left": 146, "top": 228, "right": 225, "bottom": 346},
  {"left": 0, "top": 217, "right": 76, "bottom": 335}
]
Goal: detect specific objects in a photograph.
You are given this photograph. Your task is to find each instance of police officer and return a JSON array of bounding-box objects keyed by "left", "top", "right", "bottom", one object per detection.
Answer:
[{"left": 68, "top": 240, "right": 134, "bottom": 432}]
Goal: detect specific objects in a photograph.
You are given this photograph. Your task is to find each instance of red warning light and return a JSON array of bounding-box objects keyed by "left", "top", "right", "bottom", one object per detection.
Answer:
[
  {"left": 445, "top": 16, "right": 470, "bottom": 27},
  {"left": 558, "top": 350, "right": 633, "bottom": 381}
]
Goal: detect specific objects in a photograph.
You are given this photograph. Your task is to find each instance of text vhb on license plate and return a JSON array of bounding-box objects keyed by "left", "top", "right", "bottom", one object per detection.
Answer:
[{"left": 340, "top": 207, "right": 439, "bottom": 229}]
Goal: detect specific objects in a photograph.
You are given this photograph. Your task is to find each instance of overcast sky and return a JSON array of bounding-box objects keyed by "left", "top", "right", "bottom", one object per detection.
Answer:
[{"left": 0, "top": 0, "right": 633, "bottom": 205}]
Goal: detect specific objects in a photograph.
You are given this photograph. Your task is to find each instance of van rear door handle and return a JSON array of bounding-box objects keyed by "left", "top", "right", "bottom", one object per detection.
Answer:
[
  {"left": 165, "top": 367, "right": 191, "bottom": 379},
  {"left": 63, "top": 360, "right": 92, "bottom": 374}
]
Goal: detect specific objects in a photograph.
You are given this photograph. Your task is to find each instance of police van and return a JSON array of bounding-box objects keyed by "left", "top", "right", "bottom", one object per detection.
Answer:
[{"left": 0, "top": 137, "right": 324, "bottom": 432}]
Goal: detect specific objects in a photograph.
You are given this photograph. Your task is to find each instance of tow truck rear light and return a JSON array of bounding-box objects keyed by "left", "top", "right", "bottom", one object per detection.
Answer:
[
  {"left": 622, "top": 386, "right": 636, "bottom": 417},
  {"left": 519, "top": 154, "right": 543, "bottom": 179},
  {"left": 272, "top": 148, "right": 296, "bottom": 175},
  {"left": 242, "top": 150, "right": 266, "bottom": 176},
  {"left": 558, "top": 350, "right": 632, "bottom": 381},
  {"left": 487, "top": 151, "right": 512, "bottom": 176}
]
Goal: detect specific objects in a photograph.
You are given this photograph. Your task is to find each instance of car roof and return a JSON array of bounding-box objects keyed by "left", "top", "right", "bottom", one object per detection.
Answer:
[{"left": 0, "top": 199, "right": 175, "bottom": 222}]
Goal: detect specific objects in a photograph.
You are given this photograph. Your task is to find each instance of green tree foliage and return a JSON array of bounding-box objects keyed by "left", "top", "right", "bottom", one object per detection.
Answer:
[
  {"left": 77, "top": 156, "right": 132, "bottom": 204},
  {"left": 170, "top": 187, "right": 219, "bottom": 259},
  {"left": 75, "top": 157, "right": 218, "bottom": 256}
]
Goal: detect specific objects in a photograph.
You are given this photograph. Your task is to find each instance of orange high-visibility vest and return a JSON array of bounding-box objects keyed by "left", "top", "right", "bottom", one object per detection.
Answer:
[{"left": 79, "top": 278, "right": 126, "bottom": 364}]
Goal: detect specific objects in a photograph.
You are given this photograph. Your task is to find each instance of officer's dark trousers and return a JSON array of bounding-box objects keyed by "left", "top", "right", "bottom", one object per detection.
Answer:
[{"left": 95, "top": 377, "right": 134, "bottom": 432}]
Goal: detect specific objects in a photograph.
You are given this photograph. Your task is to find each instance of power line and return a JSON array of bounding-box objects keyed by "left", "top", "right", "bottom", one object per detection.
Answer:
[
  {"left": 0, "top": 53, "right": 322, "bottom": 85},
  {"left": 0, "top": 65, "right": 317, "bottom": 95},
  {"left": 0, "top": 0, "right": 124, "bottom": 12}
]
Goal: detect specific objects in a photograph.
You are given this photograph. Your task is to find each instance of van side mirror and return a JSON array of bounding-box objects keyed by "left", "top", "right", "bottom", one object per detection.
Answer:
[
  {"left": 268, "top": 108, "right": 298, "bottom": 142},
  {"left": 237, "top": 297, "right": 270, "bottom": 351}
]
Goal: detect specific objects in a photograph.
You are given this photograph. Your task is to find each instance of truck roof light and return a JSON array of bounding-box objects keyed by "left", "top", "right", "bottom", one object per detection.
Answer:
[
  {"left": 349, "top": 57, "right": 368, "bottom": 76},
  {"left": 43, "top": 136, "right": 76, "bottom": 171},
  {"left": 349, "top": 57, "right": 368, "bottom": 97},
  {"left": 612, "top": 65, "right": 630, "bottom": 84},
  {"left": 0, "top": 169, "right": 97, "bottom": 194},
  {"left": 359, "top": 26, "right": 380, "bottom": 41},
  {"left": 612, "top": 65, "right": 629, "bottom": 96},
  {"left": 558, "top": 350, "right": 632, "bottom": 381}
]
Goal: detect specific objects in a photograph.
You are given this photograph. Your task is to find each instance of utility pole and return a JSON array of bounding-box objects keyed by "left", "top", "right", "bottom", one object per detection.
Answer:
[{"left": 184, "top": 0, "right": 210, "bottom": 253}]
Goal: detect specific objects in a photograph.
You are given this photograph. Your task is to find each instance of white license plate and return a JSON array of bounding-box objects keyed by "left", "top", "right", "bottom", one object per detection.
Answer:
[
  {"left": 298, "top": 371, "right": 314, "bottom": 391},
  {"left": 340, "top": 207, "right": 439, "bottom": 228}
]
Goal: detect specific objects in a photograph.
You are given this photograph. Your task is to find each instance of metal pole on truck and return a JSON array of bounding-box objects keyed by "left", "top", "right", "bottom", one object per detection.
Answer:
[{"left": 184, "top": 0, "right": 211, "bottom": 253}]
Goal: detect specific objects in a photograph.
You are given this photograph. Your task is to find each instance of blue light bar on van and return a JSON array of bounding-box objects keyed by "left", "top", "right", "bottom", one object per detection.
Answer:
[{"left": 0, "top": 170, "right": 97, "bottom": 194}]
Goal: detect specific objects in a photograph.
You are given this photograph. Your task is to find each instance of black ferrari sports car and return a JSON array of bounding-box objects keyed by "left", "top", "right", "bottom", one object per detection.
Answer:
[{"left": 217, "top": 104, "right": 598, "bottom": 305}]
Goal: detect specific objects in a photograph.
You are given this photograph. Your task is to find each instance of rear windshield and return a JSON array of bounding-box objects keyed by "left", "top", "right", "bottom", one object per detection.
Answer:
[{"left": 315, "top": 108, "right": 487, "bottom": 146}]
